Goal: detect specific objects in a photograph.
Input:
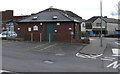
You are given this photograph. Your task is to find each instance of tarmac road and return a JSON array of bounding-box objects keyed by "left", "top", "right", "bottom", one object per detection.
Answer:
[{"left": 2, "top": 38, "right": 119, "bottom": 72}]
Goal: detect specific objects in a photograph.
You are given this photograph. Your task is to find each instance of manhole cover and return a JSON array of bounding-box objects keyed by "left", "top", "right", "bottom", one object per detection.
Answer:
[{"left": 43, "top": 60, "right": 54, "bottom": 64}]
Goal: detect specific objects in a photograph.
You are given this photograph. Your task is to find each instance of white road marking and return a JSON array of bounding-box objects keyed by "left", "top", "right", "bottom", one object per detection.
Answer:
[
  {"left": 101, "top": 58, "right": 113, "bottom": 61},
  {"left": 76, "top": 53, "right": 102, "bottom": 59},
  {"left": 101, "top": 57, "right": 116, "bottom": 61},
  {"left": 107, "top": 61, "right": 120, "bottom": 69},
  {"left": 44, "top": 60, "right": 54, "bottom": 64},
  {"left": 114, "top": 42, "right": 120, "bottom": 45},
  {"left": 0, "top": 70, "right": 11, "bottom": 73},
  {"left": 56, "top": 53, "right": 65, "bottom": 56},
  {"left": 104, "top": 57, "right": 116, "bottom": 59},
  {"left": 112, "top": 48, "right": 120, "bottom": 55},
  {"left": 112, "top": 55, "right": 120, "bottom": 56}
]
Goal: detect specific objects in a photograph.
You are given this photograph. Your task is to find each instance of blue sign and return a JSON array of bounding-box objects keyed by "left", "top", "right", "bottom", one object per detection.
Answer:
[
  {"left": 90, "top": 31, "right": 94, "bottom": 35},
  {"left": 114, "top": 31, "right": 120, "bottom": 34}
]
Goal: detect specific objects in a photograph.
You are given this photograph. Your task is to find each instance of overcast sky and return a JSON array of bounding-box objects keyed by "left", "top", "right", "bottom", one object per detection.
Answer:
[{"left": 0, "top": 0, "right": 119, "bottom": 19}]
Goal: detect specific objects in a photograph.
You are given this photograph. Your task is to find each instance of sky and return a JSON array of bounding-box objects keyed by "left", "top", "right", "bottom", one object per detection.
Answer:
[{"left": 0, "top": 0, "right": 120, "bottom": 19}]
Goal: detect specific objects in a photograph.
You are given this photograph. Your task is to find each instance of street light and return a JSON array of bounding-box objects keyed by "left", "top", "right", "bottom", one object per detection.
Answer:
[{"left": 100, "top": 0, "right": 103, "bottom": 47}]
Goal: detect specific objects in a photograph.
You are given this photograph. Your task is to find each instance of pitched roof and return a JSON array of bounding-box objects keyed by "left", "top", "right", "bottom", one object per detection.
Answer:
[
  {"left": 86, "top": 16, "right": 118, "bottom": 23},
  {"left": 86, "top": 16, "right": 100, "bottom": 23},
  {"left": 102, "top": 18, "right": 118, "bottom": 23},
  {"left": 18, "top": 8, "right": 82, "bottom": 23}
]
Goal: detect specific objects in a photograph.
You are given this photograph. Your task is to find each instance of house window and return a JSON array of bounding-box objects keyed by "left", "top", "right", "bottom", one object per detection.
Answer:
[
  {"left": 33, "top": 25, "right": 38, "bottom": 31},
  {"left": 53, "top": 15, "right": 57, "bottom": 19},
  {"left": 82, "top": 24, "right": 85, "bottom": 27},
  {"left": 57, "top": 23, "right": 60, "bottom": 26},
  {"left": 96, "top": 23, "right": 101, "bottom": 26},
  {"left": 32, "top": 16, "right": 38, "bottom": 20}
]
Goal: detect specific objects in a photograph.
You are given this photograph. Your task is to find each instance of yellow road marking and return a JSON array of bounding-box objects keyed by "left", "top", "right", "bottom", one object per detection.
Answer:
[
  {"left": 34, "top": 43, "right": 49, "bottom": 49},
  {"left": 38, "top": 43, "right": 57, "bottom": 51}
]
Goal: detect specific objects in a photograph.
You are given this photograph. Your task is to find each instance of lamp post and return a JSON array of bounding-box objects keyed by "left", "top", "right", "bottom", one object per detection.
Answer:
[{"left": 100, "top": 0, "right": 103, "bottom": 47}]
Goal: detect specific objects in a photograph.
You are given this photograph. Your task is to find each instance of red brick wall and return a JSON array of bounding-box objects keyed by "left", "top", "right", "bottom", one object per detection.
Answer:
[
  {"left": 17, "top": 22, "right": 75, "bottom": 42},
  {"left": 54, "top": 22, "right": 74, "bottom": 42},
  {"left": 1, "top": 10, "right": 13, "bottom": 21},
  {"left": 16, "top": 23, "right": 43, "bottom": 41}
]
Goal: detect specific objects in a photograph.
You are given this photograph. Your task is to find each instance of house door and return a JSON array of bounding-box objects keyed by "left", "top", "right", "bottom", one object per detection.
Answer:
[{"left": 43, "top": 24, "right": 54, "bottom": 41}]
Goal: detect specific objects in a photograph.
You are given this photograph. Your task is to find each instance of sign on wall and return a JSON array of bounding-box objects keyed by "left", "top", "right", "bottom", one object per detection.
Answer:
[
  {"left": 28, "top": 27, "right": 31, "bottom": 31},
  {"left": 33, "top": 25, "right": 38, "bottom": 31}
]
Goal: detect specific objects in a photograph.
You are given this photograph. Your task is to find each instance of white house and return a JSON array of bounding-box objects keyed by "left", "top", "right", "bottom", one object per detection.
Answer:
[{"left": 84, "top": 16, "right": 118, "bottom": 36}]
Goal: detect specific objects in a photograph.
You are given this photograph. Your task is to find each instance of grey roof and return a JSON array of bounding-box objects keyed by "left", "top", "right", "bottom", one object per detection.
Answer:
[
  {"left": 18, "top": 8, "right": 83, "bottom": 23},
  {"left": 86, "top": 16, "right": 118, "bottom": 23},
  {"left": 102, "top": 18, "right": 118, "bottom": 23},
  {"left": 86, "top": 16, "right": 100, "bottom": 23}
]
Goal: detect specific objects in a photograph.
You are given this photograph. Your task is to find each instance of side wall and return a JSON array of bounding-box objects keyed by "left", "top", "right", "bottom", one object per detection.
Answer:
[
  {"left": 17, "top": 22, "right": 76, "bottom": 42},
  {"left": 107, "top": 23, "right": 118, "bottom": 35}
]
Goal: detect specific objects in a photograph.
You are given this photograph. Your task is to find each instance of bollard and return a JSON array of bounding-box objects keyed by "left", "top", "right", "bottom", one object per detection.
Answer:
[
  {"left": 31, "top": 32, "right": 33, "bottom": 42},
  {"left": 40, "top": 33, "right": 42, "bottom": 42},
  {"left": 49, "top": 33, "right": 51, "bottom": 43}
]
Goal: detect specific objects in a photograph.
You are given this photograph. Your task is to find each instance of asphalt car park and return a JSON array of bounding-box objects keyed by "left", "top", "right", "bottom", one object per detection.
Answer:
[
  {"left": 2, "top": 38, "right": 119, "bottom": 72},
  {"left": 2, "top": 40, "right": 84, "bottom": 55}
]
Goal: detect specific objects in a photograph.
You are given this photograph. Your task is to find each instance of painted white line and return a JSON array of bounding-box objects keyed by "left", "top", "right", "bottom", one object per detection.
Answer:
[
  {"left": 112, "top": 55, "right": 120, "bottom": 56},
  {"left": 114, "top": 42, "right": 120, "bottom": 45},
  {"left": 56, "top": 53, "right": 65, "bottom": 56},
  {"left": 44, "top": 60, "right": 54, "bottom": 64},
  {"left": 101, "top": 58, "right": 113, "bottom": 61},
  {"left": 76, "top": 53, "right": 88, "bottom": 58},
  {"left": 76, "top": 53, "right": 103, "bottom": 59},
  {"left": 107, "top": 61, "right": 120, "bottom": 69},
  {"left": 0, "top": 70, "right": 11, "bottom": 73},
  {"left": 104, "top": 57, "right": 116, "bottom": 60},
  {"left": 112, "top": 48, "right": 120, "bottom": 55}
]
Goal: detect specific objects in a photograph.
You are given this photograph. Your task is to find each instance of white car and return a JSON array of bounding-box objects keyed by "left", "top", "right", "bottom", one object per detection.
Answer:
[{"left": 0, "top": 31, "right": 17, "bottom": 38}]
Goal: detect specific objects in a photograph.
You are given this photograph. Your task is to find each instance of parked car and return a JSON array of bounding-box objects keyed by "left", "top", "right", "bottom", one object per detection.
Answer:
[{"left": 0, "top": 31, "right": 17, "bottom": 38}]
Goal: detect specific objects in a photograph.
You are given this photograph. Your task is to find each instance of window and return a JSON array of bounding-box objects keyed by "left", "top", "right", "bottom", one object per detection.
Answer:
[
  {"left": 32, "top": 16, "right": 37, "bottom": 20},
  {"left": 96, "top": 23, "right": 101, "bottom": 26},
  {"left": 33, "top": 25, "right": 38, "bottom": 31},
  {"left": 53, "top": 15, "right": 57, "bottom": 19},
  {"left": 82, "top": 24, "right": 85, "bottom": 27}
]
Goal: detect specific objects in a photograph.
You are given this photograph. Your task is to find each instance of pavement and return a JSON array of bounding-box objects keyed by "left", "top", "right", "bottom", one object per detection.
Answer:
[{"left": 79, "top": 37, "right": 107, "bottom": 55}]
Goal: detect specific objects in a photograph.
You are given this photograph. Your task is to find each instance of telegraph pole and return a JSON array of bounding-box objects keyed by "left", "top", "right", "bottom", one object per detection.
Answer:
[{"left": 100, "top": 0, "right": 103, "bottom": 47}]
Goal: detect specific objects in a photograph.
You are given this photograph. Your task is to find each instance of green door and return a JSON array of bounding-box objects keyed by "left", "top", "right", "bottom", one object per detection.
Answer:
[{"left": 44, "top": 24, "right": 54, "bottom": 41}]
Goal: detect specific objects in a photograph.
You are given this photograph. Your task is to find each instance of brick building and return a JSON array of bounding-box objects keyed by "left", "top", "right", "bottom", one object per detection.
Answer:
[
  {"left": 17, "top": 8, "right": 83, "bottom": 42},
  {"left": 0, "top": 10, "right": 29, "bottom": 33},
  {"left": 0, "top": 10, "right": 13, "bottom": 32}
]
